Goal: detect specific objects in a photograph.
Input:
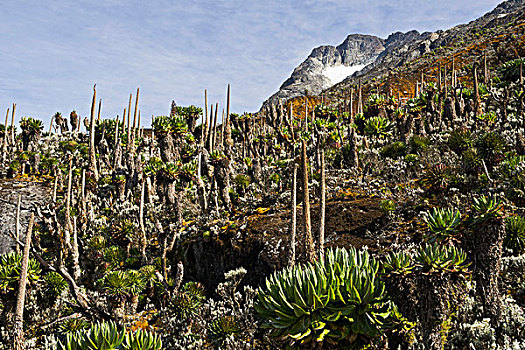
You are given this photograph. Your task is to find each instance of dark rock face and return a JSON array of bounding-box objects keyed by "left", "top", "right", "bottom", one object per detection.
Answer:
[
  {"left": 183, "top": 198, "right": 385, "bottom": 294},
  {"left": 264, "top": 32, "right": 420, "bottom": 106},
  {"left": 0, "top": 180, "right": 51, "bottom": 255}
]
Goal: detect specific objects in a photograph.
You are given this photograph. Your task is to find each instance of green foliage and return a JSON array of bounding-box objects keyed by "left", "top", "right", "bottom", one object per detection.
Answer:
[
  {"left": 210, "top": 150, "right": 226, "bottom": 163},
  {"left": 383, "top": 251, "right": 413, "bottom": 274},
  {"left": 175, "top": 105, "right": 202, "bottom": 117},
  {"left": 207, "top": 315, "right": 241, "bottom": 347},
  {"left": 504, "top": 215, "right": 525, "bottom": 255},
  {"left": 59, "top": 318, "right": 90, "bottom": 334},
  {"left": 404, "top": 153, "right": 419, "bottom": 164},
  {"left": 406, "top": 94, "right": 426, "bottom": 112},
  {"left": 424, "top": 208, "right": 462, "bottom": 243},
  {"left": 233, "top": 174, "right": 251, "bottom": 188},
  {"left": 101, "top": 270, "right": 146, "bottom": 299},
  {"left": 152, "top": 115, "right": 188, "bottom": 134},
  {"left": 497, "top": 155, "right": 525, "bottom": 201},
  {"left": 471, "top": 195, "right": 504, "bottom": 224},
  {"left": 364, "top": 116, "right": 392, "bottom": 138},
  {"left": 144, "top": 157, "right": 163, "bottom": 177},
  {"left": 59, "top": 321, "right": 125, "bottom": 350},
  {"left": 448, "top": 129, "right": 473, "bottom": 155},
  {"left": 0, "top": 252, "right": 41, "bottom": 291},
  {"left": 314, "top": 104, "right": 339, "bottom": 120},
  {"left": 379, "top": 199, "right": 396, "bottom": 213},
  {"left": 461, "top": 148, "right": 482, "bottom": 175},
  {"left": 122, "top": 329, "right": 163, "bottom": 350},
  {"left": 475, "top": 132, "right": 507, "bottom": 167},
  {"left": 20, "top": 116, "right": 44, "bottom": 134},
  {"left": 380, "top": 141, "right": 407, "bottom": 158},
  {"left": 415, "top": 243, "right": 470, "bottom": 273},
  {"left": 255, "top": 247, "right": 403, "bottom": 348},
  {"left": 43, "top": 271, "right": 68, "bottom": 296},
  {"left": 169, "top": 281, "right": 206, "bottom": 318},
  {"left": 421, "top": 164, "right": 453, "bottom": 192},
  {"left": 497, "top": 58, "right": 525, "bottom": 83},
  {"left": 409, "top": 135, "right": 430, "bottom": 154},
  {"left": 475, "top": 111, "right": 497, "bottom": 125}
]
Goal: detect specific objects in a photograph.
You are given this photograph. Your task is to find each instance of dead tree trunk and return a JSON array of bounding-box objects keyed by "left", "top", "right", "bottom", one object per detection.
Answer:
[
  {"left": 302, "top": 141, "right": 315, "bottom": 262},
  {"left": 12, "top": 213, "right": 34, "bottom": 350}
]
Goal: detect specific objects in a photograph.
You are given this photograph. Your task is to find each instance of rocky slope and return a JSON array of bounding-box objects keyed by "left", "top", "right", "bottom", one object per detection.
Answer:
[{"left": 328, "top": 0, "right": 525, "bottom": 97}]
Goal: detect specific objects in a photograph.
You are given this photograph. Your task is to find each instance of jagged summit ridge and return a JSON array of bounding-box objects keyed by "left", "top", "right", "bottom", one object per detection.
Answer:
[{"left": 264, "top": 31, "right": 420, "bottom": 106}]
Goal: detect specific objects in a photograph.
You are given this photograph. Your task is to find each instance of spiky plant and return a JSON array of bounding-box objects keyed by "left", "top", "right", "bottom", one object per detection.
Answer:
[
  {"left": 122, "top": 329, "right": 162, "bottom": 350},
  {"left": 379, "top": 199, "right": 396, "bottom": 213},
  {"left": 471, "top": 195, "right": 504, "bottom": 224},
  {"left": 504, "top": 215, "right": 525, "bottom": 255},
  {"left": 255, "top": 247, "right": 402, "bottom": 348},
  {"left": 103, "top": 271, "right": 131, "bottom": 301},
  {"left": 43, "top": 271, "right": 68, "bottom": 296},
  {"left": 207, "top": 315, "right": 241, "bottom": 347},
  {"left": 169, "top": 282, "right": 206, "bottom": 319},
  {"left": 461, "top": 148, "right": 482, "bottom": 175},
  {"left": 364, "top": 116, "right": 392, "bottom": 138},
  {"left": 415, "top": 243, "right": 470, "bottom": 273},
  {"left": 424, "top": 208, "right": 462, "bottom": 243},
  {"left": 497, "top": 155, "right": 525, "bottom": 202},
  {"left": 125, "top": 270, "right": 146, "bottom": 297},
  {"left": 448, "top": 128, "right": 473, "bottom": 155},
  {"left": 421, "top": 164, "right": 453, "bottom": 192},
  {"left": 409, "top": 135, "right": 430, "bottom": 154},
  {"left": 475, "top": 132, "right": 507, "bottom": 168},
  {"left": 383, "top": 251, "right": 413, "bottom": 274},
  {"left": 497, "top": 58, "right": 525, "bottom": 83},
  {"left": 59, "top": 318, "right": 90, "bottom": 334},
  {"left": 19, "top": 117, "right": 44, "bottom": 134},
  {"left": 59, "top": 321, "right": 125, "bottom": 350},
  {"left": 0, "top": 252, "right": 41, "bottom": 291},
  {"left": 152, "top": 116, "right": 172, "bottom": 134},
  {"left": 380, "top": 141, "right": 407, "bottom": 158}
]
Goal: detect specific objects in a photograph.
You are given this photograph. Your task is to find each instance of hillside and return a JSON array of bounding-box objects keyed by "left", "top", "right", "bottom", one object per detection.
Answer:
[{"left": 1, "top": 0, "right": 525, "bottom": 349}]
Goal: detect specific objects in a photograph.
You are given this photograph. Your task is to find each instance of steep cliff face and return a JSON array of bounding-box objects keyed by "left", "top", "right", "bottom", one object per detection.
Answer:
[{"left": 264, "top": 31, "right": 421, "bottom": 106}]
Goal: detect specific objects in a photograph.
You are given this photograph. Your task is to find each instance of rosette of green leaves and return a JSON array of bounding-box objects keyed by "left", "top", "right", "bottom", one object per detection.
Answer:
[
  {"left": 207, "top": 315, "right": 241, "bottom": 347},
  {"left": 504, "top": 215, "right": 525, "bottom": 255},
  {"left": 60, "top": 321, "right": 125, "bottom": 350},
  {"left": 383, "top": 251, "right": 413, "bottom": 274},
  {"left": 255, "top": 247, "right": 399, "bottom": 348},
  {"left": 364, "top": 116, "right": 392, "bottom": 138},
  {"left": 497, "top": 155, "right": 525, "bottom": 201},
  {"left": 0, "top": 252, "right": 41, "bottom": 291},
  {"left": 43, "top": 271, "right": 68, "bottom": 296},
  {"left": 122, "top": 329, "right": 162, "bottom": 350},
  {"left": 415, "top": 243, "right": 470, "bottom": 273},
  {"left": 471, "top": 195, "right": 504, "bottom": 224},
  {"left": 424, "top": 208, "right": 461, "bottom": 243}
]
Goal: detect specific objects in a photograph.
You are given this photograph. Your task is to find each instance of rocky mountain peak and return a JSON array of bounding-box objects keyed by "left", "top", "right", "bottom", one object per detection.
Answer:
[{"left": 263, "top": 31, "right": 420, "bottom": 107}]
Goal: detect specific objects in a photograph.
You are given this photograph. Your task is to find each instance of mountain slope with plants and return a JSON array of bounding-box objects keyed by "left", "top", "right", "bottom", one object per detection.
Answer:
[{"left": 1, "top": 1, "right": 525, "bottom": 349}]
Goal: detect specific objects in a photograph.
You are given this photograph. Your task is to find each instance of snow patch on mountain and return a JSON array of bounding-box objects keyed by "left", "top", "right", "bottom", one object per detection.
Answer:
[{"left": 321, "top": 64, "right": 366, "bottom": 86}]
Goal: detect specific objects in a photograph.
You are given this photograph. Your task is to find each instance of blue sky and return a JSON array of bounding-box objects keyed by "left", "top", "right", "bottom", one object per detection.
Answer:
[{"left": 0, "top": 0, "right": 501, "bottom": 127}]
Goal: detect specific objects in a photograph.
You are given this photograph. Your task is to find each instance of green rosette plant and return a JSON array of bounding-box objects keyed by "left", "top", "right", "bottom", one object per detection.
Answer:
[
  {"left": 423, "top": 208, "right": 462, "bottom": 243},
  {"left": 255, "top": 247, "right": 403, "bottom": 348}
]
